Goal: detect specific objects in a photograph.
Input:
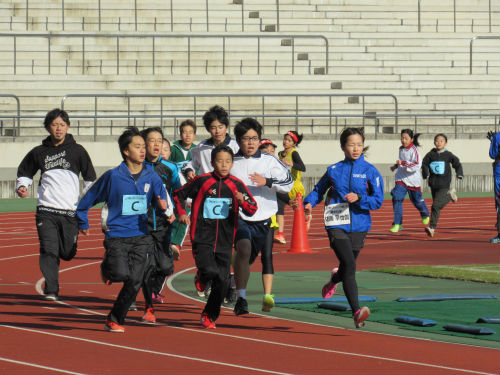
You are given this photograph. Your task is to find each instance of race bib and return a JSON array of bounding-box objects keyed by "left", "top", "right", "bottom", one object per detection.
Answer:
[
  {"left": 203, "top": 198, "right": 231, "bottom": 219},
  {"left": 122, "top": 195, "right": 147, "bottom": 215},
  {"left": 324, "top": 202, "right": 350, "bottom": 226},
  {"left": 429, "top": 161, "right": 445, "bottom": 175}
]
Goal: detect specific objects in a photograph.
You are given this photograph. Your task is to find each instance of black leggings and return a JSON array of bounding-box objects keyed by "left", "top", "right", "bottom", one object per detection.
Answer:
[{"left": 326, "top": 228, "right": 366, "bottom": 313}]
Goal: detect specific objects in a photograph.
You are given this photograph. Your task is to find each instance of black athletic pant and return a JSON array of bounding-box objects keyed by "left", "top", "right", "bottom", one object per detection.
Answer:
[
  {"left": 326, "top": 228, "right": 366, "bottom": 313},
  {"left": 35, "top": 210, "right": 79, "bottom": 295},
  {"left": 101, "top": 234, "right": 153, "bottom": 325},
  {"left": 430, "top": 188, "right": 451, "bottom": 229},
  {"left": 193, "top": 243, "right": 232, "bottom": 322}
]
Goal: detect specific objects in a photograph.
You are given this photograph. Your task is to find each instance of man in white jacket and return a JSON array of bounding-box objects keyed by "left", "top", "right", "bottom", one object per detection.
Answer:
[{"left": 230, "top": 118, "right": 293, "bottom": 315}]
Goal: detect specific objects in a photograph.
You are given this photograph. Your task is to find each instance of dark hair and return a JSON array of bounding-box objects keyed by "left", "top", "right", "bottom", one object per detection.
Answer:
[
  {"left": 434, "top": 133, "right": 448, "bottom": 143},
  {"left": 211, "top": 144, "right": 234, "bottom": 162},
  {"left": 340, "top": 127, "right": 369, "bottom": 154},
  {"left": 285, "top": 130, "right": 303, "bottom": 145},
  {"left": 140, "top": 126, "right": 163, "bottom": 140},
  {"left": 162, "top": 138, "right": 171, "bottom": 147},
  {"left": 118, "top": 126, "right": 142, "bottom": 161},
  {"left": 203, "top": 105, "right": 229, "bottom": 131},
  {"left": 401, "top": 128, "right": 421, "bottom": 147},
  {"left": 44, "top": 108, "right": 70, "bottom": 129},
  {"left": 234, "top": 117, "right": 262, "bottom": 142},
  {"left": 180, "top": 119, "right": 196, "bottom": 134}
]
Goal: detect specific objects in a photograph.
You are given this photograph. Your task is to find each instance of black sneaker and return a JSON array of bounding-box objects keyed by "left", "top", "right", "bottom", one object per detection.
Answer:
[
  {"left": 128, "top": 301, "right": 138, "bottom": 311},
  {"left": 223, "top": 286, "right": 237, "bottom": 306},
  {"left": 233, "top": 297, "right": 249, "bottom": 316}
]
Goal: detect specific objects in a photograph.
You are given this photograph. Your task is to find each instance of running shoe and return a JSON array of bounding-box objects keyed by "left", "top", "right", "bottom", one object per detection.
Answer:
[
  {"left": 204, "top": 281, "right": 212, "bottom": 299},
  {"left": 152, "top": 293, "right": 164, "bottom": 304},
  {"left": 105, "top": 319, "right": 125, "bottom": 333},
  {"left": 142, "top": 307, "right": 156, "bottom": 324},
  {"left": 448, "top": 188, "right": 458, "bottom": 203},
  {"left": 274, "top": 233, "right": 286, "bottom": 244},
  {"left": 489, "top": 236, "right": 500, "bottom": 243},
  {"left": 305, "top": 214, "right": 313, "bottom": 232},
  {"left": 321, "top": 267, "right": 339, "bottom": 299},
  {"left": 353, "top": 306, "right": 370, "bottom": 328},
  {"left": 422, "top": 217, "right": 430, "bottom": 225},
  {"left": 100, "top": 271, "right": 112, "bottom": 285},
  {"left": 389, "top": 224, "right": 402, "bottom": 233},
  {"left": 262, "top": 294, "right": 275, "bottom": 312},
  {"left": 170, "top": 244, "right": 180, "bottom": 260},
  {"left": 43, "top": 293, "right": 58, "bottom": 301},
  {"left": 234, "top": 297, "right": 249, "bottom": 316},
  {"left": 223, "top": 286, "right": 237, "bottom": 306},
  {"left": 194, "top": 270, "right": 206, "bottom": 297},
  {"left": 425, "top": 227, "right": 435, "bottom": 237},
  {"left": 128, "top": 301, "right": 138, "bottom": 311},
  {"left": 200, "top": 312, "right": 216, "bottom": 329}
]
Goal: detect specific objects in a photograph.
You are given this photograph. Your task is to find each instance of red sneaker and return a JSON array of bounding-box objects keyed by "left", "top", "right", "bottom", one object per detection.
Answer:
[
  {"left": 152, "top": 293, "right": 164, "bottom": 304},
  {"left": 194, "top": 270, "right": 206, "bottom": 297},
  {"left": 321, "top": 267, "right": 339, "bottom": 299},
  {"left": 105, "top": 319, "right": 125, "bottom": 333},
  {"left": 200, "top": 312, "right": 216, "bottom": 329},
  {"left": 353, "top": 306, "right": 370, "bottom": 328},
  {"left": 142, "top": 307, "right": 156, "bottom": 324}
]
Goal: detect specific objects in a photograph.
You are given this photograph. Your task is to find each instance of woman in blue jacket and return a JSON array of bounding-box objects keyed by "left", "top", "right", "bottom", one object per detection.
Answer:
[{"left": 303, "top": 127, "right": 384, "bottom": 328}]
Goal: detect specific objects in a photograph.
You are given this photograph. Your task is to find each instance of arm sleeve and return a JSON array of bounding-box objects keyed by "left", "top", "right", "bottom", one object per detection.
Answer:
[
  {"left": 79, "top": 146, "right": 97, "bottom": 186},
  {"left": 358, "top": 167, "right": 385, "bottom": 211},
  {"left": 173, "top": 177, "right": 199, "bottom": 216},
  {"left": 421, "top": 152, "right": 430, "bottom": 179},
  {"left": 291, "top": 151, "right": 306, "bottom": 172},
  {"left": 168, "top": 163, "right": 182, "bottom": 191},
  {"left": 269, "top": 158, "right": 294, "bottom": 194},
  {"left": 76, "top": 172, "right": 110, "bottom": 230},
  {"left": 235, "top": 180, "right": 258, "bottom": 217},
  {"left": 16, "top": 149, "right": 38, "bottom": 189},
  {"left": 182, "top": 147, "right": 200, "bottom": 175},
  {"left": 401, "top": 147, "right": 422, "bottom": 173},
  {"left": 450, "top": 152, "right": 464, "bottom": 178},
  {"left": 489, "top": 133, "right": 500, "bottom": 160},
  {"left": 304, "top": 171, "right": 331, "bottom": 208}
]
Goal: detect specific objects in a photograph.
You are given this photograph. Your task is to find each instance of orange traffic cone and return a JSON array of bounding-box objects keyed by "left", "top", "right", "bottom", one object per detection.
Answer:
[{"left": 288, "top": 193, "right": 312, "bottom": 254}]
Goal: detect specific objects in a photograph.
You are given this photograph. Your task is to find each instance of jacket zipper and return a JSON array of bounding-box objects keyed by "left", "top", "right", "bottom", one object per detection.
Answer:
[{"left": 348, "top": 160, "right": 353, "bottom": 232}]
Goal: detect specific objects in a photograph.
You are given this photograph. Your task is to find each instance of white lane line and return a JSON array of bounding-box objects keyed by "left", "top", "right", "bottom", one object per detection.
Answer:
[
  {"left": 0, "top": 356, "right": 90, "bottom": 375},
  {"left": 0, "top": 325, "right": 295, "bottom": 375}
]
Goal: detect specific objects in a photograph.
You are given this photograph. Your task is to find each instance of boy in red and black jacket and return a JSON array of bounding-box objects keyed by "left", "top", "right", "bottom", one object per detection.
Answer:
[{"left": 173, "top": 144, "right": 257, "bottom": 329}]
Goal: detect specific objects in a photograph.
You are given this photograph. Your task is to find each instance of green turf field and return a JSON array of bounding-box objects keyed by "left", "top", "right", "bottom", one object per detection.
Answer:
[{"left": 0, "top": 198, "right": 37, "bottom": 213}]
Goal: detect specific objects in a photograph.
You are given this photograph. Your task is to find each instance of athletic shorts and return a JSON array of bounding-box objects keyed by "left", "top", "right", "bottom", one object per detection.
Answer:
[{"left": 235, "top": 217, "right": 271, "bottom": 265}]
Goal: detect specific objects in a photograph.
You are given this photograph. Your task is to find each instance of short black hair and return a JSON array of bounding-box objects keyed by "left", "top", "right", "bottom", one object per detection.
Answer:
[
  {"left": 140, "top": 126, "right": 163, "bottom": 140},
  {"left": 44, "top": 108, "right": 70, "bottom": 129},
  {"left": 233, "top": 117, "right": 262, "bottom": 142},
  {"left": 340, "top": 127, "right": 369, "bottom": 155},
  {"left": 118, "top": 126, "right": 142, "bottom": 161},
  {"left": 202, "top": 105, "right": 229, "bottom": 131},
  {"left": 434, "top": 133, "right": 448, "bottom": 143},
  {"left": 211, "top": 144, "right": 234, "bottom": 163},
  {"left": 180, "top": 119, "right": 196, "bottom": 134}
]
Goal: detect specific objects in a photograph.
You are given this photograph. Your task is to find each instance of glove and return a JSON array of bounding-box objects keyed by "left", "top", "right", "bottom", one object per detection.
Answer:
[{"left": 487, "top": 130, "right": 495, "bottom": 140}]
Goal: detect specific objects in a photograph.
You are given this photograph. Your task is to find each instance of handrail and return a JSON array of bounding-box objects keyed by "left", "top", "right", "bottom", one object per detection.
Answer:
[
  {"left": 0, "top": 94, "right": 21, "bottom": 136},
  {"left": 469, "top": 35, "right": 500, "bottom": 74},
  {"left": 0, "top": 32, "right": 329, "bottom": 75}
]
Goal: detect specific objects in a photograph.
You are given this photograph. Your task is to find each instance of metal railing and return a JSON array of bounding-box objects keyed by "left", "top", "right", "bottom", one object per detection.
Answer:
[
  {"left": 0, "top": 94, "right": 21, "bottom": 136},
  {"left": 417, "top": 0, "right": 495, "bottom": 32},
  {"left": 60, "top": 93, "right": 398, "bottom": 139},
  {"left": 0, "top": 32, "right": 329, "bottom": 75},
  {"left": 469, "top": 35, "right": 500, "bottom": 74}
]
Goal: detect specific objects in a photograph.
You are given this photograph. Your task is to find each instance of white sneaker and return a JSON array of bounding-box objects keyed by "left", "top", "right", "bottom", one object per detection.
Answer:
[{"left": 448, "top": 188, "right": 458, "bottom": 203}]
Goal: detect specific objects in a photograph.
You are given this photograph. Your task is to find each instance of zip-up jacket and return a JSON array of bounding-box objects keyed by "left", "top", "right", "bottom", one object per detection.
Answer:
[
  {"left": 489, "top": 132, "right": 500, "bottom": 175},
  {"left": 231, "top": 150, "right": 293, "bottom": 221},
  {"left": 169, "top": 140, "right": 197, "bottom": 166},
  {"left": 144, "top": 156, "right": 179, "bottom": 230},
  {"left": 422, "top": 148, "right": 463, "bottom": 189},
  {"left": 16, "top": 134, "right": 96, "bottom": 212},
  {"left": 76, "top": 162, "right": 168, "bottom": 239},
  {"left": 173, "top": 171, "right": 257, "bottom": 250},
  {"left": 394, "top": 143, "right": 422, "bottom": 188},
  {"left": 182, "top": 134, "right": 239, "bottom": 175},
  {"left": 304, "top": 155, "right": 384, "bottom": 233}
]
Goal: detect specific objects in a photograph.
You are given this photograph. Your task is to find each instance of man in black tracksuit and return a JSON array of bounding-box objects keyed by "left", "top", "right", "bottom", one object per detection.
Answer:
[
  {"left": 16, "top": 108, "right": 96, "bottom": 301},
  {"left": 173, "top": 145, "right": 257, "bottom": 328},
  {"left": 422, "top": 133, "right": 463, "bottom": 236}
]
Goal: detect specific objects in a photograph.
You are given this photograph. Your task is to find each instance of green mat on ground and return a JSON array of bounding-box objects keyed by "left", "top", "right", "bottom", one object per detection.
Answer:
[{"left": 277, "top": 299, "right": 499, "bottom": 341}]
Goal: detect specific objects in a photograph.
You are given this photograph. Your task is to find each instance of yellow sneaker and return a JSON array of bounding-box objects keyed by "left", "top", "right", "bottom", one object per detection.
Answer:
[
  {"left": 262, "top": 294, "right": 275, "bottom": 312},
  {"left": 422, "top": 217, "right": 430, "bottom": 225},
  {"left": 389, "top": 224, "right": 402, "bottom": 233}
]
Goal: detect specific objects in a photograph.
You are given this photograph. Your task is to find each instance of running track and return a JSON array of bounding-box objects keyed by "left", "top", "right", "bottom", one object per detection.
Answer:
[{"left": 0, "top": 198, "right": 498, "bottom": 375}]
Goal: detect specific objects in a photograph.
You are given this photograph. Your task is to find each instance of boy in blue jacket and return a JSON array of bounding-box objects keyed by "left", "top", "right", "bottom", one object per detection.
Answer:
[
  {"left": 303, "top": 127, "right": 384, "bottom": 329},
  {"left": 77, "top": 126, "right": 169, "bottom": 333}
]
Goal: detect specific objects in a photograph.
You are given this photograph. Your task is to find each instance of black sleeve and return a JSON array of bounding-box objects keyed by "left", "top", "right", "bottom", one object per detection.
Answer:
[
  {"left": 450, "top": 152, "right": 464, "bottom": 178},
  {"left": 421, "top": 152, "right": 430, "bottom": 179},
  {"left": 17, "top": 148, "right": 39, "bottom": 179},
  {"left": 292, "top": 151, "right": 306, "bottom": 172},
  {"left": 79, "top": 146, "right": 97, "bottom": 182}
]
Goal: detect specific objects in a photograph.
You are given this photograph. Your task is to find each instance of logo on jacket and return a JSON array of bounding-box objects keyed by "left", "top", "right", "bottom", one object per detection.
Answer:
[
  {"left": 208, "top": 188, "right": 217, "bottom": 196},
  {"left": 44, "top": 151, "right": 70, "bottom": 170}
]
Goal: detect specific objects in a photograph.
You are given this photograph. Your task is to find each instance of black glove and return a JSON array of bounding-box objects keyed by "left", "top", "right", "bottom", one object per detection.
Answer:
[{"left": 487, "top": 130, "right": 495, "bottom": 140}]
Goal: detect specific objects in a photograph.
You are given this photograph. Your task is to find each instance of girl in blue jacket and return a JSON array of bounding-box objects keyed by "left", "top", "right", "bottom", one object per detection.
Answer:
[{"left": 303, "top": 127, "right": 384, "bottom": 328}]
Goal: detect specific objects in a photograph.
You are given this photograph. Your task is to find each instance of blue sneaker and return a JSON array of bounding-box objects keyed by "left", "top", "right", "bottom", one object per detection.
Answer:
[{"left": 489, "top": 237, "right": 500, "bottom": 243}]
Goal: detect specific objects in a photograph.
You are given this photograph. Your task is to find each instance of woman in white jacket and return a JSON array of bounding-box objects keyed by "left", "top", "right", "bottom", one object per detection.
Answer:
[{"left": 389, "top": 129, "right": 430, "bottom": 233}]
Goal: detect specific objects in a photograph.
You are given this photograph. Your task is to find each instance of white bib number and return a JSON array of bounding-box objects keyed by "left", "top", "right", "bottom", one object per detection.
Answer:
[{"left": 324, "top": 202, "right": 350, "bottom": 226}]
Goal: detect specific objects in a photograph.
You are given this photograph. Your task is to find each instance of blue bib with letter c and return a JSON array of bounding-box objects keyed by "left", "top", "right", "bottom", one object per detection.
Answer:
[
  {"left": 203, "top": 198, "right": 231, "bottom": 219},
  {"left": 122, "top": 195, "right": 147, "bottom": 215}
]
